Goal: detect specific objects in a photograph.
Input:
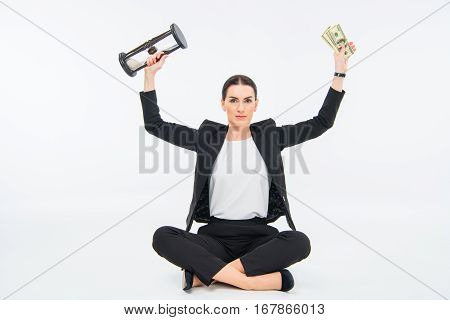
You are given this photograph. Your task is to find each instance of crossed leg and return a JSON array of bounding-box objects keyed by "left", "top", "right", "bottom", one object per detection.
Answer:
[
  {"left": 212, "top": 230, "right": 312, "bottom": 290},
  {"left": 211, "top": 258, "right": 283, "bottom": 290},
  {"left": 153, "top": 226, "right": 310, "bottom": 291},
  {"left": 191, "top": 259, "right": 244, "bottom": 288},
  {"left": 192, "top": 258, "right": 280, "bottom": 290}
]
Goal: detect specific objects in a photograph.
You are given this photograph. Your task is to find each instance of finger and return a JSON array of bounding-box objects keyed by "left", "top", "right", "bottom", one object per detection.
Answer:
[
  {"left": 157, "top": 54, "right": 166, "bottom": 63},
  {"left": 156, "top": 54, "right": 166, "bottom": 64}
]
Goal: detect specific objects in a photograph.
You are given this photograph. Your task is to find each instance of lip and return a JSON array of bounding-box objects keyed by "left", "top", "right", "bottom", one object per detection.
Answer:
[{"left": 235, "top": 115, "right": 247, "bottom": 119}]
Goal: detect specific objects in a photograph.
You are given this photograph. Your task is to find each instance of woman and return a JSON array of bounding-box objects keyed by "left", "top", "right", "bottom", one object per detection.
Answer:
[{"left": 140, "top": 41, "right": 356, "bottom": 292}]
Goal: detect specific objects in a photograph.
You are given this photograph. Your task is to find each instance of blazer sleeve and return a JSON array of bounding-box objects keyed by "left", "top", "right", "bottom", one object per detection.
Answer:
[
  {"left": 276, "top": 86, "right": 346, "bottom": 150},
  {"left": 140, "top": 90, "right": 198, "bottom": 152}
]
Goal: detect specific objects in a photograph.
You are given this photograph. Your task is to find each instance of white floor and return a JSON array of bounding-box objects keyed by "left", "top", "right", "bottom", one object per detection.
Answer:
[{"left": 1, "top": 193, "right": 448, "bottom": 300}]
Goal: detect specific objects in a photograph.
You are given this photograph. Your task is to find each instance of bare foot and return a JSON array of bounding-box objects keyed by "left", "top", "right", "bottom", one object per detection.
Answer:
[
  {"left": 276, "top": 271, "right": 282, "bottom": 290},
  {"left": 246, "top": 271, "right": 283, "bottom": 290}
]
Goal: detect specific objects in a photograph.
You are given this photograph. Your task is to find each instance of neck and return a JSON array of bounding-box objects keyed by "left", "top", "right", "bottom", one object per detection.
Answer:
[{"left": 226, "top": 124, "right": 251, "bottom": 141}]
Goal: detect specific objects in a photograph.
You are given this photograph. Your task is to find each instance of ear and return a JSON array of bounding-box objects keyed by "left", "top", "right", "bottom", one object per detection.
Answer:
[
  {"left": 221, "top": 99, "right": 226, "bottom": 112},
  {"left": 254, "top": 99, "right": 259, "bottom": 112}
]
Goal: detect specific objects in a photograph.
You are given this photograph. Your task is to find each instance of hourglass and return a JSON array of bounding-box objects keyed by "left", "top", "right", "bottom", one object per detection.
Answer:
[{"left": 118, "top": 23, "right": 188, "bottom": 77}]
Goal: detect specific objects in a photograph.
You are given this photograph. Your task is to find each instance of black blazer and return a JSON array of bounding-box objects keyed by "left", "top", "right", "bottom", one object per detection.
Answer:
[{"left": 139, "top": 86, "right": 346, "bottom": 231}]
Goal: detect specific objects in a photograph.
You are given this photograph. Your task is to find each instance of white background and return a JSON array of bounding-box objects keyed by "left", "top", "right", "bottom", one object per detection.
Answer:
[{"left": 0, "top": 0, "right": 449, "bottom": 299}]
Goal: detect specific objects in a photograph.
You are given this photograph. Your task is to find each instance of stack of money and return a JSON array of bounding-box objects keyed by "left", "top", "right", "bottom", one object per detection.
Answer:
[{"left": 322, "top": 24, "right": 354, "bottom": 59}]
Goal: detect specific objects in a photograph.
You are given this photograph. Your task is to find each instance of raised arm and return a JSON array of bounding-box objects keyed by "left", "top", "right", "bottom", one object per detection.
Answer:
[
  {"left": 276, "top": 40, "right": 356, "bottom": 150},
  {"left": 140, "top": 51, "right": 198, "bottom": 152},
  {"left": 276, "top": 86, "right": 345, "bottom": 150}
]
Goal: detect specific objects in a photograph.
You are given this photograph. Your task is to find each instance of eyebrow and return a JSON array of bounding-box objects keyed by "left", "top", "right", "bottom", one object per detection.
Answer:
[{"left": 228, "top": 96, "right": 253, "bottom": 99}]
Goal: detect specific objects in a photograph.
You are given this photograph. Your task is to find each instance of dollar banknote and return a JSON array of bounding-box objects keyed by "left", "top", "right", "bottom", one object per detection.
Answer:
[{"left": 322, "top": 24, "right": 354, "bottom": 59}]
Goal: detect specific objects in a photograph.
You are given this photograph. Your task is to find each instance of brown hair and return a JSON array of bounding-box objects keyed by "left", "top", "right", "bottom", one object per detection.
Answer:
[{"left": 221, "top": 74, "right": 257, "bottom": 101}]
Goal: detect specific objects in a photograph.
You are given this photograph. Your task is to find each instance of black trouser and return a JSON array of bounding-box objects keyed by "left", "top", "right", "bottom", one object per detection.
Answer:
[{"left": 152, "top": 216, "right": 311, "bottom": 286}]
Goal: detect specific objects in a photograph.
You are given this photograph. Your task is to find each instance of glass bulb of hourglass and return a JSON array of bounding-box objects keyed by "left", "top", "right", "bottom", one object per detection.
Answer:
[{"left": 126, "top": 58, "right": 144, "bottom": 70}]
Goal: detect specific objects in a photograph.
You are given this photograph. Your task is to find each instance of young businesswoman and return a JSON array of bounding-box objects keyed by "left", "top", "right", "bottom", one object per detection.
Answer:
[{"left": 140, "top": 41, "right": 356, "bottom": 292}]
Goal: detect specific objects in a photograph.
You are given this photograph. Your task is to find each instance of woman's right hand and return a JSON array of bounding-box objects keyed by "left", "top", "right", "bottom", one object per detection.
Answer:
[{"left": 144, "top": 51, "right": 168, "bottom": 75}]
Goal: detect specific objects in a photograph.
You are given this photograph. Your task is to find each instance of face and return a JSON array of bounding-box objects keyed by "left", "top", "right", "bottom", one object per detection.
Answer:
[{"left": 221, "top": 84, "right": 258, "bottom": 127}]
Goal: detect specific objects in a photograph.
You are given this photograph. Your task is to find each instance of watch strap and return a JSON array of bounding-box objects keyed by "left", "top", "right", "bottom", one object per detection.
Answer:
[{"left": 334, "top": 72, "right": 346, "bottom": 78}]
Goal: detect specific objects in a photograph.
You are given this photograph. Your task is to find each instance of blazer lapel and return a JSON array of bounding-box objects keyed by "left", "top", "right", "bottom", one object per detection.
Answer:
[{"left": 250, "top": 121, "right": 274, "bottom": 186}]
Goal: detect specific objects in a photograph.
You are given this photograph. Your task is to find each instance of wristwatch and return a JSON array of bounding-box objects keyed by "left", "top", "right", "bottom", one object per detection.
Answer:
[{"left": 334, "top": 72, "right": 346, "bottom": 78}]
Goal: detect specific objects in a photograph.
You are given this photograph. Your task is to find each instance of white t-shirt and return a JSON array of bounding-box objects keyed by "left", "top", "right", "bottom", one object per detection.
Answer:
[{"left": 209, "top": 136, "right": 270, "bottom": 220}]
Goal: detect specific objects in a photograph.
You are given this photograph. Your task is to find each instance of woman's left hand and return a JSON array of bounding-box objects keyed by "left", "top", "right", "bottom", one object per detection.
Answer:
[{"left": 334, "top": 41, "right": 356, "bottom": 73}]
